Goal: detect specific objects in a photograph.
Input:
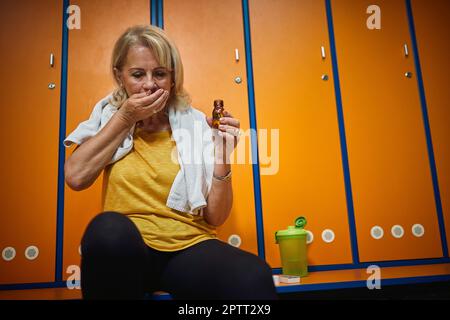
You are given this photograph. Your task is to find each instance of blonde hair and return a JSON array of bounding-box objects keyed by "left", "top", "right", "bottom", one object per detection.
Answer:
[{"left": 110, "top": 25, "right": 190, "bottom": 110}]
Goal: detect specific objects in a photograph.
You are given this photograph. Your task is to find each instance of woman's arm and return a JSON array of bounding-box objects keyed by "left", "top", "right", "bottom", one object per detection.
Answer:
[
  {"left": 64, "top": 112, "right": 134, "bottom": 191},
  {"left": 203, "top": 156, "right": 233, "bottom": 227},
  {"left": 203, "top": 110, "right": 240, "bottom": 226},
  {"left": 65, "top": 89, "right": 169, "bottom": 191}
]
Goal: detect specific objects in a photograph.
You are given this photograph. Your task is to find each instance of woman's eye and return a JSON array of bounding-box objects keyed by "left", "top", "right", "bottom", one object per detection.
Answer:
[
  {"left": 132, "top": 73, "right": 143, "bottom": 78},
  {"left": 154, "top": 71, "right": 167, "bottom": 79}
]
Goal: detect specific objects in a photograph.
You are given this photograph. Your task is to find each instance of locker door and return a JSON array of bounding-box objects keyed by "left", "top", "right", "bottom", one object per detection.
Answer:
[
  {"left": 249, "top": 0, "right": 353, "bottom": 268},
  {"left": 164, "top": 0, "right": 258, "bottom": 255},
  {"left": 63, "top": 0, "right": 150, "bottom": 277},
  {"left": 332, "top": 0, "right": 442, "bottom": 261},
  {"left": 0, "top": 0, "right": 62, "bottom": 284},
  {"left": 411, "top": 0, "right": 450, "bottom": 256}
]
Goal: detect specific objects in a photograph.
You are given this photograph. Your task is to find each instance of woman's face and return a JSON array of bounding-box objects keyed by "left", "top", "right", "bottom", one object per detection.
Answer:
[{"left": 115, "top": 45, "right": 173, "bottom": 97}]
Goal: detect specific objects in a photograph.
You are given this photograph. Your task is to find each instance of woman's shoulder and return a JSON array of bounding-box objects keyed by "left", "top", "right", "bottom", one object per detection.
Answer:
[
  {"left": 188, "top": 105, "right": 204, "bottom": 116},
  {"left": 188, "top": 105, "right": 208, "bottom": 121},
  {"left": 171, "top": 105, "right": 210, "bottom": 130}
]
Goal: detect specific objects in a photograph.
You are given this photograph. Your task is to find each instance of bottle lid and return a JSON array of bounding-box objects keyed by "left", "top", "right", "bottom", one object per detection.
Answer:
[
  {"left": 295, "top": 216, "right": 307, "bottom": 229},
  {"left": 214, "top": 99, "right": 224, "bottom": 107},
  {"left": 275, "top": 216, "right": 307, "bottom": 242}
]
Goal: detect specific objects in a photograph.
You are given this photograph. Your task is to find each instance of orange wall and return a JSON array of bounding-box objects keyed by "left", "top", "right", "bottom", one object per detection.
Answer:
[
  {"left": 411, "top": 0, "right": 450, "bottom": 258},
  {"left": 0, "top": 0, "right": 62, "bottom": 284},
  {"left": 249, "top": 0, "right": 353, "bottom": 268},
  {"left": 63, "top": 0, "right": 150, "bottom": 281},
  {"left": 332, "top": 0, "right": 442, "bottom": 262},
  {"left": 164, "top": 0, "right": 259, "bottom": 258}
]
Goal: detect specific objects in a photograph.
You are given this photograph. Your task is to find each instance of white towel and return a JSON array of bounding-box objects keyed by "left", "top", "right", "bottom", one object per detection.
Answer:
[{"left": 64, "top": 94, "right": 215, "bottom": 215}]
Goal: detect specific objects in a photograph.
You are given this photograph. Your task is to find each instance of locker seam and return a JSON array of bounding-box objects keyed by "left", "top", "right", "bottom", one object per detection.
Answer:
[
  {"left": 151, "top": 0, "right": 157, "bottom": 26},
  {"left": 151, "top": 0, "right": 164, "bottom": 28},
  {"left": 242, "top": 0, "right": 266, "bottom": 260},
  {"left": 54, "top": 0, "right": 70, "bottom": 283}
]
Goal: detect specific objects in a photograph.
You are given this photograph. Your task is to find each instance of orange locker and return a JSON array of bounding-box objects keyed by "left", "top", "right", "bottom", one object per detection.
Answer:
[
  {"left": 63, "top": 0, "right": 150, "bottom": 278},
  {"left": 249, "top": 0, "right": 354, "bottom": 268},
  {"left": 410, "top": 0, "right": 450, "bottom": 256},
  {"left": 164, "top": 0, "right": 259, "bottom": 255},
  {"left": 0, "top": 0, "right": 63, "bottom": 284},
  {"left": 332, "top": 0, "right": 443, "bottom": 262}
]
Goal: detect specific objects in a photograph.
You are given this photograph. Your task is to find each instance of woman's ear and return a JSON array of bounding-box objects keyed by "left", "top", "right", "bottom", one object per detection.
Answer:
[{"left": 113, "top": 67, "right": 122, "bottom": 86}]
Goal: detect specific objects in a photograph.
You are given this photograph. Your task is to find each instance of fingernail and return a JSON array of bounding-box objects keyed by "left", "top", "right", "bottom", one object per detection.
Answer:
[
  {"left": 219, "top": 125, "right": 224, "bottom": 129},
  {"left": 220, "top": 118, "right": 225, "bottom": 123}
]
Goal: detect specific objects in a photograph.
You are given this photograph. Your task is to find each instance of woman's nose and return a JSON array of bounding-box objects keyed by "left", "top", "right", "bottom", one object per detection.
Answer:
[{"left": 142, "top": 77, "right": 158, "bottom": 93}]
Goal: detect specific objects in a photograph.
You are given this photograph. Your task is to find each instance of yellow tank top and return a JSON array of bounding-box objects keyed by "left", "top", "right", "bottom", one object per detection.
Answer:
[{"left": 102, "top": 126, "right": 217, "bottom": 251}]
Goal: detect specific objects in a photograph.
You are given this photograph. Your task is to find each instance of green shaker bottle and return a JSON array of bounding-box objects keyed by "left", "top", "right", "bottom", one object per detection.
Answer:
[{"left": 275, "top": 217, "right": 308, "bottom": 277}]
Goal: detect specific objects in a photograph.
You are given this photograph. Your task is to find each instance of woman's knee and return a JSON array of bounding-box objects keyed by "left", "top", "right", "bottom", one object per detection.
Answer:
[
  {"left": 242, "top": 256, "right": 273, "bottom": 284},
  {"left": 230, "top": 254, "right": 277, "bottom": 299},
  {"left": 80, "top": 212, "right": 147, "bottom": 299},
  {"left": 81, "top": 211, "right": 143, "bottom": 255}
]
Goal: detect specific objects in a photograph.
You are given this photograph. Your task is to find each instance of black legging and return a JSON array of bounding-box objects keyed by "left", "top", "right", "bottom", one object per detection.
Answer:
[{"left": 80, "top": 211, "right": 278, "bottom": 300}]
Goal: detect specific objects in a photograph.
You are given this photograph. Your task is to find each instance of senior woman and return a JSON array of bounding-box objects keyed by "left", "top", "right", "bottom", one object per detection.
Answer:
[{"left": 64, "top": 25, "right": 277, "bottom": 300}]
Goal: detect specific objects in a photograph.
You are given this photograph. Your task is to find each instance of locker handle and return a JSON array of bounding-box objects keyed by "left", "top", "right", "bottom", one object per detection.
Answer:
[
  {"left": 321, "top": 46, "right": 326, "bottom": 59},
  {"left": 403, "top": 44, "right": 409, "bottom": 57},
  {"left": 50, "top": 53, "right": 55, "bottom": 67},
  {"left": 235, "top": 49, "right": 240, "bottom": 62}
]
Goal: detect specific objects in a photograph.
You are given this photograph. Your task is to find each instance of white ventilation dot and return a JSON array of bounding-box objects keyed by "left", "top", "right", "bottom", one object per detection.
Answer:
[
  {"left": 228, "top": 234, "right": 242, "bottom": 247},
  {"left": 412, "top": 224, "right": 425, "bottom": 237},
  {"left": 321, "top": 229, "right": 335, "bottom": 243},
  {"left": 2, "top": 247, "right": 16, "bottom": 261},
  {"left": 306, "top": 231, "right": 314, "bottom": 244},
  {"left": 391, "top": 225, "right": 404, "bottom": 238},
  {"left": 370, "top": 226, "right": 384, "bottom": 240},
  {"left": 25, "top": 246, "right": 39, "bottom": 260}
]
